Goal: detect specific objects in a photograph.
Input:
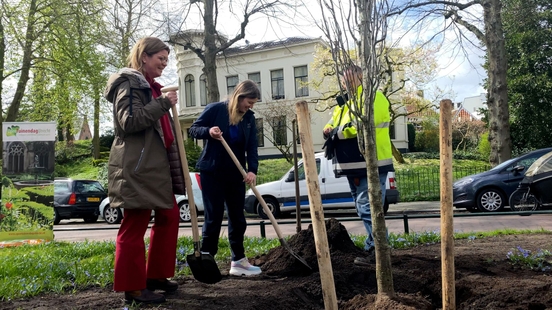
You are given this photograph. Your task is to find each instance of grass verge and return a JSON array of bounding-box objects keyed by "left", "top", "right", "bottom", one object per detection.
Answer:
[{"left": 1, "top": 229, "right": 550, "bottom": 301}]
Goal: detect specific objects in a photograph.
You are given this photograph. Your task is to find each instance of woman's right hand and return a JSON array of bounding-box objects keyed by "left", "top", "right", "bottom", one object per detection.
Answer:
[
  {"left": 164, "top": 91, "right": 178, "bottom": 106},
  {"left": 209, "top": 126, "right": 223, "bottom": 140}
]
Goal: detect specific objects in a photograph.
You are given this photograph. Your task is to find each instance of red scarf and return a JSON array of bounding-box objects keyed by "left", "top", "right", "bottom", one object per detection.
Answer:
[{"left": 147, "top": 75, "right": 174, "bottom": 149}]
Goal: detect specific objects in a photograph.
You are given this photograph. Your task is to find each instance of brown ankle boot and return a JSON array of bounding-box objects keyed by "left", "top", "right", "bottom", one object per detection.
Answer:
[
  {"left": 146, "top": 278, "right": 178, "bottom": 292},
  {"left": 124, "top": 289, "right": 166, "bottom": 304}
]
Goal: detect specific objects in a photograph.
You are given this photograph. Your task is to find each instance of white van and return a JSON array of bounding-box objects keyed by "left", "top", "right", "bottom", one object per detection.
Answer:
[{"left": 244, "top": 152, "right": 399, "bottom": 218}]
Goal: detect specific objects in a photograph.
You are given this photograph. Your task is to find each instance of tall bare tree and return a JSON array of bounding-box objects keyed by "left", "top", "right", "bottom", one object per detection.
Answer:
[
  {"left": 390, "top": 0, "right": 511, "bottom": 166},
  {"left": 316, "top": 0, "right": 396, "bottom": 300},
  {"left": 168, "top": 0, "right": 297, "bottom": 102}
]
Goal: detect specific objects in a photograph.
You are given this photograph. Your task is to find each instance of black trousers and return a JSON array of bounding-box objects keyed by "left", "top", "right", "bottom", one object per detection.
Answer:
[{"left": 199, "top": 168, "right": 247, "bottom": 261}]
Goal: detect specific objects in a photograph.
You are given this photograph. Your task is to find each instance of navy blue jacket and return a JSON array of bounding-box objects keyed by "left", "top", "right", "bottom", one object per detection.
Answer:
[{"left": 189, "top": 101, "right": 258, "bottom": 174}]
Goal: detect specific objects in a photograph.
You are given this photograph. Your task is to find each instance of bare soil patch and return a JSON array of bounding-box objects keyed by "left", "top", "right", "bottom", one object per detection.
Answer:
[{"left": 3, "top": 218, "right": 552, "bottom": 310}]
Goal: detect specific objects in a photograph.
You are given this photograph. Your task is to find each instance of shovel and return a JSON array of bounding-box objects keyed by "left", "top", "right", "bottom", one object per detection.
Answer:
[
  {"left": 219, "top": 137, "right": 312, "bottom": 270},
  {"left": 163, "top": 86, "right": 222, "bottom": 284}
]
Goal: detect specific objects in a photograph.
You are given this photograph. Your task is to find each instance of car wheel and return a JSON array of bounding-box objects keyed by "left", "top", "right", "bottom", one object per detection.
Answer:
[
  {"left": 179, "top": 201, "right": 193, "bottom": 222},
  {"left": 103, "top": 206, "right": 122, "bottom": 224},
  {"left": 83, "top": 216, "right": 98, "bottom": 223},
  {"left": 54, "top": 209, "right": 61, "bottom": 225},
  {"left": 257, "top": 197, "right": 280, "bottom": 219},
  {"left": 476, "top": 188, "right": 506, "bottom": 212}
]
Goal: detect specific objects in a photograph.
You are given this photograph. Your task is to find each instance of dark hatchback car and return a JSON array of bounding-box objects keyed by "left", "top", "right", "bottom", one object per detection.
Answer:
[
  {"left": 453, "top": 147, "right": 552, "bottom": 212},
  {"left": 53, "top": 178, "right": 107, "bottom": 224}
]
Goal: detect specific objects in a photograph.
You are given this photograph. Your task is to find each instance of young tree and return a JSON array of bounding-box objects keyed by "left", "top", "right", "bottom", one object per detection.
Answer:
[{"left": 316, "top": 0, "right": 396, "bottom": 300}]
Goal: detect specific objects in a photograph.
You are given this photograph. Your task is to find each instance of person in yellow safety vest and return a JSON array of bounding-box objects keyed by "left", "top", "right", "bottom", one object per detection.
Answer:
[{"left": 322, "top": 65, "right": 394, "bottom": 267}]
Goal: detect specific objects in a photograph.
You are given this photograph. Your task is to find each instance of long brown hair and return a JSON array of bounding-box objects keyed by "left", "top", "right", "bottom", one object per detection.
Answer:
[
  {"left": 228, "top": 80, "right": 260, "bottom": 125},
  {"left": 127, "top": 37, "right": 170, "bottom": 76}
]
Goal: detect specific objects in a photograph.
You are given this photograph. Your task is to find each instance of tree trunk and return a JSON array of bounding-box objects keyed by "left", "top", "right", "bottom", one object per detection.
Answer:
[
  {"left": 358, "top": 0, "right": 395, "bottom": 298},
  {"left": 391, "top": 142, "right": 405, "bottom": 164},
  {"left": 0, "top": 16, "right": 4, "bottom": 148},
  {"left": 203, "top": 0, "right": 220, "bottom": 103},
  {"left": 93, "top": 88, "right": 101, "bottom": 160},
  {"left": 483, "top": 0, "right": 511, "bottom": 166},
  {"left": 5, "top": 0, "right": 36, "bottom": 122}
]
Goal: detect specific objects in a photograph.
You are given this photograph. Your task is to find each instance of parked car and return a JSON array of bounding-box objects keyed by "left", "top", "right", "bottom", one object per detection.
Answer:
[
  {"left": 453, "top": 147, "right": 552, "bottom": 212},
  {"left": 99, "top": 172, "right": 204, "bottom": 224},
  {"left": 244, "top": 152, "right": 400, "bottom": 219},
  {"left": 53, "top": 178, "right": 107, "bottom": 225}
]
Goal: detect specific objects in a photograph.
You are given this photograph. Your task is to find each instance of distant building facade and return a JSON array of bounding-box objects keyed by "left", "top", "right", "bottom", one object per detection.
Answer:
[{"left": 170, "top": 34, "right": 408, "bottom": 158}]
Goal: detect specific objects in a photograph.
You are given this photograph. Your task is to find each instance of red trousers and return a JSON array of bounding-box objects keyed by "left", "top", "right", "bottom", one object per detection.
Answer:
[{"left": 113, "top": 198, "right": 179, "bottom": 292}]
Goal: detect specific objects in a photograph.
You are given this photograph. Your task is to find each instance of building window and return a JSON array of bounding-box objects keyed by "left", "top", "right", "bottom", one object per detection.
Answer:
[
  {"left": 7, "top": 142, "right": 25, "bottom": 173},
  {"left": 271, "top": 115, "right": 287, "bottom": 145},
  {"left": 255, "top": 118, "right": 264, "bottom": 147},
  {"left": 294, "top": 65, "right": 309, "bottom": 97},
  {"left": 248, "top": 72, "right": 261, "bottom": 101},
  {"left": 227, "top": 75, "right": 239, "bottom": 95},
  {"left": 185, "top": 74, "right": 195, "bottom": 107},
  {"left": 271, "top": 69, "right": 285, "bottom": 100},
  {"left": 200, "top": 74, "right": 207, "bottom": 106},
  {"left": 390, "top": 122, "right": 396, "bottom": 139}
]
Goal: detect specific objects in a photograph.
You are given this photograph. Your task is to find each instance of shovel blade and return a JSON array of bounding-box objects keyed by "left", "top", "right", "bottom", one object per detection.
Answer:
[{"left": 187, "top": 252, "right": 222, "bottom": 284}]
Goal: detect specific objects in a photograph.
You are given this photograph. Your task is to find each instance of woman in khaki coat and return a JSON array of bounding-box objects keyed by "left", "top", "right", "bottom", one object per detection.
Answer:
[{"left": 104, "top": 37, "right": 184, "bottom": 305}]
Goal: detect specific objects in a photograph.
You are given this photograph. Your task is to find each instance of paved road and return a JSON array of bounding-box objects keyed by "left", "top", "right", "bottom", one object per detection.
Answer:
[{"left": 53, "top": 201, "right": 552, "bottom": 242}]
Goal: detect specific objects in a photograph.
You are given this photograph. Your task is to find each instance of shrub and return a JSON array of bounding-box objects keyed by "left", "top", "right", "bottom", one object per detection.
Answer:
[
  {"left": 55, "top": 140, "right": 94, "bottom": 165},
  {"left": 478, "top": 132, "right": 491, "bottom": 160},
  {"left": 184, "top": 139, "right": 202, "bottom": 172},
  {"left": 97, "top": 163, "right": 108, "bottom": 190},
  {"left": 99, "top": 129, "right": 115, "bottom": 149},
  {"left": 414, "top": 117, "right": 439, "bottom": 152}
]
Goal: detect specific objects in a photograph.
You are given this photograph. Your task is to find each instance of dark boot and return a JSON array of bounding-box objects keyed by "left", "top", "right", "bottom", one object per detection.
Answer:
[
  {"left": 124, "top": 289, "right": 166, "bottom": 304},
  {"left": 354, "top": 247, "right": 375, "bottom": 266},
  {"left": 146, "top": 278, "right": 178, "bottom": 292}
]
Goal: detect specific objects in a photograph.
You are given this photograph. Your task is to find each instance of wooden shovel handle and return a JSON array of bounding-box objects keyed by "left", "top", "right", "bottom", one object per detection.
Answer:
[
  {"left": 170, "top": 105, "right": 201, "bottom": 246},
  {"left": 219, "top": 138, "right": 285, "bottom": 239}
]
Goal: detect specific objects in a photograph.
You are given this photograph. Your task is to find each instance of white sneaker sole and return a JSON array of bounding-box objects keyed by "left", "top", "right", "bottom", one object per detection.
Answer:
[{"left": 229, "top": 268, "right": 262, "bottom": 276}]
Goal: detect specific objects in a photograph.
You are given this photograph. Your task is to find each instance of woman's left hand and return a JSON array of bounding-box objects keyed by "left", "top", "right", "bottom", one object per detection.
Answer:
[{"left": 244, "top": 172, "right": 256, "bottom": 185}]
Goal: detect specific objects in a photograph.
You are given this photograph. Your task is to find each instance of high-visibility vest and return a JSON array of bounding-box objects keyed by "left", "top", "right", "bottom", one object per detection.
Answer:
[{"left": 323, "top": 86, "right": 394, "bottom": 176}]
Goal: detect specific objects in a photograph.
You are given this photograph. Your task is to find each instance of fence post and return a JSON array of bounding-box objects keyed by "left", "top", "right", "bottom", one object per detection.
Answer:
[
  {"left": 402, "top": 214, "right": 410, "bottom": 235},
  {"left": 260, "top": 221, "right": 266, "bottom": 238}
]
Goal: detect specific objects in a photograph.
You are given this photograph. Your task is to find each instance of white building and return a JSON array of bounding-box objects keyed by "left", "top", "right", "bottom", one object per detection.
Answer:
[
  {"left": 459, "top": 93, "right": 486, "bottom": 120},
  {"left": 170, "top": 34, "right": 408, "bottom": 158}
]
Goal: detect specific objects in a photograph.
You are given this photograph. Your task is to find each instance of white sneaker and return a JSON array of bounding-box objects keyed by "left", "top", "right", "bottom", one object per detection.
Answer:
[{"left": 229, "top": 257, "right": 262, "bottom": 276}]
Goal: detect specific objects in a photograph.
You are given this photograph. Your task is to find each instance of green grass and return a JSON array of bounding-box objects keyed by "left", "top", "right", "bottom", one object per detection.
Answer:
[
  {"left": 256, "top": 158, "right": 293, "bottom": 184},
  {"left": 1, "top": 229, "right": 549, "bottom": 301}
]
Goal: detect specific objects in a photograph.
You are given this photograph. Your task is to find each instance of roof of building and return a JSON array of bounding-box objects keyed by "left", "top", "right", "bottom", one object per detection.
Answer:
[{"left": 221, "top": 37, "right": 324, "bottom": 56}]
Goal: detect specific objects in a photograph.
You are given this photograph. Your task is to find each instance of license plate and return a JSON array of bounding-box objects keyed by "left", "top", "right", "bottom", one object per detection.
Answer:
[{"left": 87, "top": 197, "right": 100, "bottom": 202}]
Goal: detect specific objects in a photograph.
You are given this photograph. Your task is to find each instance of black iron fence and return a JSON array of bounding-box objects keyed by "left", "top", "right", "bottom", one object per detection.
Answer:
[
  {"left": 395, "top": 166, "right": 491, "bottom": 202},
  {"left": 257, "top": 166, "right": 491, "bottom": 202}
]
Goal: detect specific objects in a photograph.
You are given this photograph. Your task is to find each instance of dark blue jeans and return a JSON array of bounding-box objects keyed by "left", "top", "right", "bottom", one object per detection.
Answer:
[
  {"left": 199, "top": 169, "right": 247, "bottom": 261},
  {"left": 346, "top": 173, "right": 387, "bottom": 251}
]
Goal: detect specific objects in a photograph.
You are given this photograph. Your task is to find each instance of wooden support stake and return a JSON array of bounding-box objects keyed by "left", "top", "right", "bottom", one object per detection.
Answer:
[
  {"left": 440, "top": 99, "right": 455, "bottom": 309},
  {"left": 295, "top": 101, "right": 337, "bottom": 310}
]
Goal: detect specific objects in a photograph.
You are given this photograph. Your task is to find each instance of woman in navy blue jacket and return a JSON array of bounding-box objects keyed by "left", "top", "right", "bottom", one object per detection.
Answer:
[{"left": 189, "top": 80, "right": 261, "bottom": 276}]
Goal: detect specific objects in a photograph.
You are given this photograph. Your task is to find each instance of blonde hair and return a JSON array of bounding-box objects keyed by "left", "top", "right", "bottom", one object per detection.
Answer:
[
  {"left": 228, "top": 80, "right": 260, "bottom": 125},
  {"left": 126, "top": 37, "right": 170, "bottom": 76}
]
